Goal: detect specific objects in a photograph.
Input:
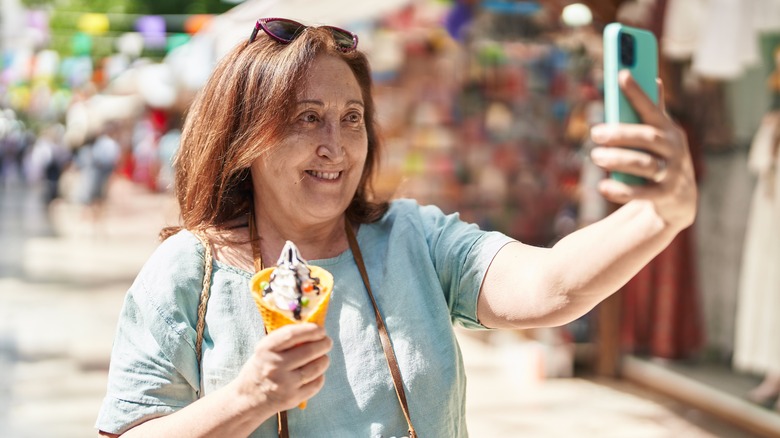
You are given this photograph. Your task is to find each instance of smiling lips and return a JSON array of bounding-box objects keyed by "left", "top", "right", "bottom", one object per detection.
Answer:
[{"left": 306, "top": 170, "right": 342, "bottom": 180}]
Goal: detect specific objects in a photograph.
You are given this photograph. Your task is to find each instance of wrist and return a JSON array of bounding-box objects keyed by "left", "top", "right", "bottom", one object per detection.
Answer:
[
  {"left": 224, "top": 379, "right": 277, "bottom": 428},
  {"left": 622, "top": 200, "right": 689, "bottom": 238}
]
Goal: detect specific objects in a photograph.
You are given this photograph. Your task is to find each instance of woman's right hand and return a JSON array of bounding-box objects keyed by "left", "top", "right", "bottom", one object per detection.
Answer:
[{"left": 233, "top": 323, "right": 332, "bottom": 413}]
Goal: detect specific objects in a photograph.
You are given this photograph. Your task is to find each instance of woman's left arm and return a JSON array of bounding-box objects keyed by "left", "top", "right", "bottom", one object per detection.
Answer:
[{"left": 478, "top": 71, "right": 697, "bottom": 329}]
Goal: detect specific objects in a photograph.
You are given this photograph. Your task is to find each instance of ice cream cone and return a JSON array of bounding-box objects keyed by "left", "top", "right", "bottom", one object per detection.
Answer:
[{"left": 249, "top": 265, "right": 334, "bottom": 409}]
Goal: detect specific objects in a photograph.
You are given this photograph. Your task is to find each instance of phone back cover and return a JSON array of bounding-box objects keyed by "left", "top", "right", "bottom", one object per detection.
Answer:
[{"left": 603, "top": 23, "right": 659, "bottom": 125}]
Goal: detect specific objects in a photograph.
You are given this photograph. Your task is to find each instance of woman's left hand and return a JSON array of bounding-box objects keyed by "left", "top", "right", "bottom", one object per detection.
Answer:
[{"left": 589, "top": 70, "right": 697, "bottom": 231}]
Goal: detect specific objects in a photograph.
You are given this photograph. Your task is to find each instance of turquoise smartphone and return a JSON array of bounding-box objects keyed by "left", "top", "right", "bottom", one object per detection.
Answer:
[{"left": 603, "top": 23, "right": 659, "bottom": 185}]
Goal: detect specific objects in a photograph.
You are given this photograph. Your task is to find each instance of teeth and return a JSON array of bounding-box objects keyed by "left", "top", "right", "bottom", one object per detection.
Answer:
[{"left": 308, "top": 171, "right": 340, "bottom": 180}]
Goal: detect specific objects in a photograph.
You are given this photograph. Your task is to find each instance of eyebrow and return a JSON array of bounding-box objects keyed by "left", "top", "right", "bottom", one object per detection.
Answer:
[{"left": 296, "top": 99, "right": 364, "bottom": 108}]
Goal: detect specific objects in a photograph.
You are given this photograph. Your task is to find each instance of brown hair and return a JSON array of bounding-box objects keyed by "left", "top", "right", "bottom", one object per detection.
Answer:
[{"left": 161, "top": 26, "right": 388, "bottom": 240}]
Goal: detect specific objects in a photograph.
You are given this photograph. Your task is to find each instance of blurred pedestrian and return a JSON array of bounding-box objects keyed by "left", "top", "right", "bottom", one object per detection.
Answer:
[
  {"left": 156, "top": 119, "right": 182, "bottom": 192},
  {"left": 26, "top": 123, "right": 70, "bottom": 207},
  {"left": 74, "top": 122, "right": 120, "bottom": 227},
  {"left": 0, "top": 109, "right": 29, "bottom": 187}
]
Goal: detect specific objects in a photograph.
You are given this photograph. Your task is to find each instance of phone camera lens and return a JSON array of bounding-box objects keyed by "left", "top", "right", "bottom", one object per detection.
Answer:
[{"left": 619, "top": 32, "right": 636, "bottom": 67}]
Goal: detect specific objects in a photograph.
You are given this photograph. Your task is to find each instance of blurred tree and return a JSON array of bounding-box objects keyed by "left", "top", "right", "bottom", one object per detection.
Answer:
[
  {"left": 21, "top": 0, "right": 234, "bottom": 58},
  {"left": 138, "top": 0, "right": 234, "bottom": 15},
  {"left": 22, "top": 0, "right": 233, "bottom": 15}
]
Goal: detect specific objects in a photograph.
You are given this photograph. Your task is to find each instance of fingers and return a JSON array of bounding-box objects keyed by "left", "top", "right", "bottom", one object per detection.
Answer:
[
  {"left": 591, "top": 73, "right": 687, "bottom": 186},
  {"left": 243, "top": 325, "right": 333, "bottom": 411},
  {"left": 257, "top": 324, "right": 332, "bottom": 371},
  {"left": 591, "top": 124, "right": 670, "bottom": 159},
  {"left": 593, "top": 73, "right": 679, "bottom": 161},
  {"left": 596, "top": 178, "right": 665, "bottom": 204},
  {"left": 292, "top": 355, "right": 330, "bottom": 405},
  {"left": 295, "top": 354, "right": 330, "bottom": 386},
  {"left": 591, "top": 146, "right": 666, "bottom": 182},
  {"left": 298, "top": 374, "right": 326, "bottom": 402},
  {"left": 263, "top": 323, "right": 327, "bottom": 352},
  {"left": 618, "top": 70, "right": 665, "bottom": 127},
  {"left": 282, "top": 334, "right": 333, "bottom": 371}
]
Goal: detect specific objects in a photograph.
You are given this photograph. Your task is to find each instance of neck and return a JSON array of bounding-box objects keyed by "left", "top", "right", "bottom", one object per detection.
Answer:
[{"left": 251, "top": 204, "right": 349, "bottom": 265}]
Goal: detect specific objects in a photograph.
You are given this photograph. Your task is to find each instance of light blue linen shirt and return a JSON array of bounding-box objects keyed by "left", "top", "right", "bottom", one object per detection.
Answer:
[{"left": 96, "top": 199, "right": 514, "bottom": 437}]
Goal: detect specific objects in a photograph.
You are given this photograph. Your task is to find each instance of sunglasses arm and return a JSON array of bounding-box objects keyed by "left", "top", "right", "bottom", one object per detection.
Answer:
[{"left": 248, "top": 21, "right": 262, "bottom": 44}]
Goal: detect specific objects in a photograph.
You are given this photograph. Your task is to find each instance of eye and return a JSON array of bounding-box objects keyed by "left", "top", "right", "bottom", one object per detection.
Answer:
[
  {"left": 299, "top": 112, "right": 320, "bottom": 124},
  {"left": 343, "top": 111, "right": 363, "bottom": 125}
]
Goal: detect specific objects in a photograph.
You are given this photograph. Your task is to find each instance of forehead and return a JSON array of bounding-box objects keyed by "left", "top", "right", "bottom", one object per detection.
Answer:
[{"left": 297, "top": 54, "right": 362, "bottom": 100}]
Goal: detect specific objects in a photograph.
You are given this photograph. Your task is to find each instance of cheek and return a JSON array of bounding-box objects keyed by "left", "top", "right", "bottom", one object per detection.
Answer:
[
  {"left": 347, "top": 132, "right": 369, "bottom": 161},
  {"left": 252, "top": 156, "right": 292, "bottom": 192},
  {"left": 264, "top": 145, "right": 305, "bottom": 173},
  {"left": 350, "top": 146, "right": 368, "bottom": 179}
]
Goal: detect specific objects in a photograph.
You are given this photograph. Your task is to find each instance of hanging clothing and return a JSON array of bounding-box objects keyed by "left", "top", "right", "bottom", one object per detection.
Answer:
[
  {"left": 733, "top": 113, "right": 780, "bottom": 376},
  {"left": 618, "top": 118, "right": 706, "bottom": 359},
  {"left": 663, "top": 0, "right": 780, "bottom": 79},
  {"left": 661, "top": 0, "right": 706, "bottom": 61},
  {"left": 620, "top": 226, "right": 704, "bottom": 359}
]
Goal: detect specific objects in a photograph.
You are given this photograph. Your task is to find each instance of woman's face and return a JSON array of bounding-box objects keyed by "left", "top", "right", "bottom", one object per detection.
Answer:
[{"left": 251, "top": 54, "right": 368, "bottom": 226}]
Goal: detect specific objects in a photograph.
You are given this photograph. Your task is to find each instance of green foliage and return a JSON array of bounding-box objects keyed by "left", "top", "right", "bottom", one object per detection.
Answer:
[
  {"left": 141, "top": 0, "right": 234, "bottom": 15},
  {"left": 22, "top": 0, "right": 233, "bottom": 14},
  {"left": 25, "top": 0, "right": 234, "bottom": 59}
]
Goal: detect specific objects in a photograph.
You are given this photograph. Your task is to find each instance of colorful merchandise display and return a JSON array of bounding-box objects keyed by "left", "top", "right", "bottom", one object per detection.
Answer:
[{"left": 376, "top": 9, "right": 591, "bottom": 248}]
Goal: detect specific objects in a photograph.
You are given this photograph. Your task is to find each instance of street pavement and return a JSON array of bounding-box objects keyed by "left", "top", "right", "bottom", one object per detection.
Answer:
[
  {"left": 0, "top": 178, "right": 175, "bottom": 438},
  {"left": 0, "top": 177, "right": 759, "bottom": 437}
]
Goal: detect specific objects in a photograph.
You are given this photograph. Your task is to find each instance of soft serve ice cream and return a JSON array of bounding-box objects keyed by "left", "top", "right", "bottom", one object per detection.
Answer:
[
  {"left": 258, "top": 241, "right": 324, "bottom": 321},
  {"left": 250, "top": 239, "right": 333, "bottom": 329}
]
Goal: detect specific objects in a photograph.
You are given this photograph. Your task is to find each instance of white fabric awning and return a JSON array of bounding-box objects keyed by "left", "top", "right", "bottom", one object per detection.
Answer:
[{"left": 200, "top": 0, "right": 414, "bottom": 59}]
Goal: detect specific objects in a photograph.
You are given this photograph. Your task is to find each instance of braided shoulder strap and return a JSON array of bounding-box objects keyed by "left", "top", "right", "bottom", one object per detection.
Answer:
[
  {"left": 193, "top": 230, "right": 213, "bottom": 369},
  {"left": 191, "top": 228, "right": 289, "bottom": 438}
]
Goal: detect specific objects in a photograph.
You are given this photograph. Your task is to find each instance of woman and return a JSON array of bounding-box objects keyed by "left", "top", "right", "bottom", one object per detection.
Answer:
[
  {"left": 96, "top": 18, "right": 696, "bottom": 437},
  {"left": 733, "top": 62, "right": 780, "bottom": 409}
]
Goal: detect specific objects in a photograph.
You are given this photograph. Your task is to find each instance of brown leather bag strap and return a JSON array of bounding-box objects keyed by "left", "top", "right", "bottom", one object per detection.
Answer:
[
  {"left": 277, "top": 410, "right": 289, "bottom": 438},
  {"left": 345, "top": 222, "right": 417, "bottom": 438}
]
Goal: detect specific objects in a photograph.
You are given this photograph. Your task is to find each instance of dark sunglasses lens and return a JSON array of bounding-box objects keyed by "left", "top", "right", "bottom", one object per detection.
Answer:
[
  {"left": 265, "top": 20, "right": 305, "bottom": 42},
  {"left": 328, "top": 28, "right": 356, "bottom": 50}
]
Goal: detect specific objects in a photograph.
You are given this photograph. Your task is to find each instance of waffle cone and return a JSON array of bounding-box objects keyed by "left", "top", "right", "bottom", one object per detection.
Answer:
[{"left": 249, "top": 265, "right": 334, "bottom": 409}]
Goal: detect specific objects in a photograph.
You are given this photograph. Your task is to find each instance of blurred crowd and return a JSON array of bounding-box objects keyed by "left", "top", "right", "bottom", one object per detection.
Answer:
[{"left": 0, "top": 105, "right": 180, "bottom": 225}]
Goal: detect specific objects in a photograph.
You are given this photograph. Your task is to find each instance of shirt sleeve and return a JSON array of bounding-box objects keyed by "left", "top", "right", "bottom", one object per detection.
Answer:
[
  {"left": 416, "top": 202, "right": 515, "bottom": 329},
  {"left": 95, "top": 234, "right": 203, "bottom": 434}
]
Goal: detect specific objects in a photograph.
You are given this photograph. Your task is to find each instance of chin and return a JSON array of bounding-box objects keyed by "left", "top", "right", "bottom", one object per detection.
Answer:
[{"left": 298, "top": 198, "right": 351, "bottom": 221}]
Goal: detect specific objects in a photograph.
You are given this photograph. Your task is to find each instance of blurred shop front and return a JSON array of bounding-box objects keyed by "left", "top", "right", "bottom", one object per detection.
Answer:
[
  {"left": 363, "top": 1, "right": 780, "bottom": 436},
  {"left": 2, "top": 0, "right": 780, "bottom": 436},
  {"left": 364, "top": 3, "right": 780, "bottom": 435}
]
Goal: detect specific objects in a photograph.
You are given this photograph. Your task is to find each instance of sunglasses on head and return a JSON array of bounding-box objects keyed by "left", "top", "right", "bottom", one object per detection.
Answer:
[{"left": 248, "top": 17, "right": 359, "bottom": 52}]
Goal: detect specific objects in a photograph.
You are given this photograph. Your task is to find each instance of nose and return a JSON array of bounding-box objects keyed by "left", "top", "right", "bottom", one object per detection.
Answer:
[
  {"left": 316, "top": 122, "right": 345, "bottom": 162},
  {"left": 316, "top": 144, "right": 344, "bottom": 161}
]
